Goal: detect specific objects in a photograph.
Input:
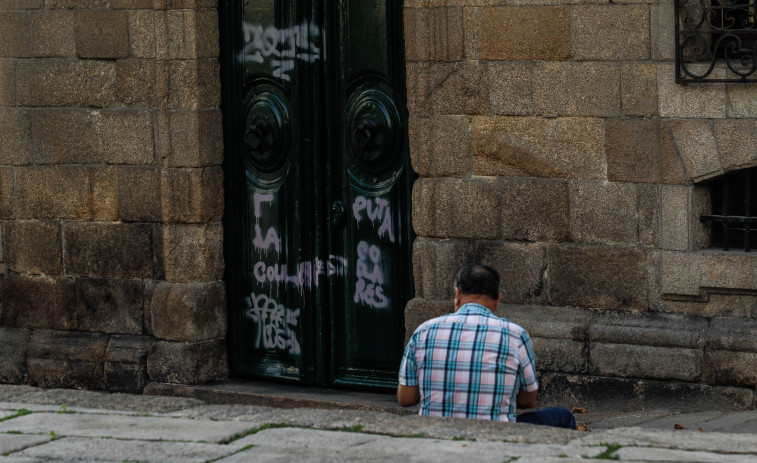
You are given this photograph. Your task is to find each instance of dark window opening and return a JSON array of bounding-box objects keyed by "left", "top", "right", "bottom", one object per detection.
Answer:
[
  {"left": 701, "top": 167, "right": 757, "bottom": 251},
  {"left": 676, "top": 0, "right": 757, "bottom": 82}
]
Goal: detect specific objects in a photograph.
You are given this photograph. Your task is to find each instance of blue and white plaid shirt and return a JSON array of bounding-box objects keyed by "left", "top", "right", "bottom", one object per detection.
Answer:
[{"left": 398, "top": 303, "right": 538, "bottom": 421}]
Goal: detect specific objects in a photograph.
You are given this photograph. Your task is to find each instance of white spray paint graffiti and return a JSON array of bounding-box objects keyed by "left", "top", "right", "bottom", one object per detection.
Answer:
[
  {"left": 241, "top": 21, "right": 323, "bottom": 82},
  {"left": 245, "top": 292, "right": 301, "bottom": 355},
  {"left": 253, "top": 255, "right": 347, "bottom": 289},
  {"left": 253, "top": 192, "right": 281, "bottom": 255},
  {"left": 352, "top": 195, "right": 395, "bottom": 243},
  {"left": 354, "top": 240, "right": 388, "bottom": 309}
]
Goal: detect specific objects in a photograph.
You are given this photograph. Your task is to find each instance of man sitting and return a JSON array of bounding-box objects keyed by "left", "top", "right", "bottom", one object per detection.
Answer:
[{"left": 397, "top": 264, "right": 575, "bottom": 428}]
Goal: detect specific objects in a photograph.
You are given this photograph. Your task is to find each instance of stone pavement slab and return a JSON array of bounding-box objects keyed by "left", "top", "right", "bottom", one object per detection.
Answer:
[
  {"left": 227, "top": 427, "right": 604, "bottom": 462},
  {"left": 0, "top": 434, "right": 52, "bottom": 455},
  {"left": 696, "top": 409, "right": 757, "bottom": 433},
  {"left": 0, "top": 412, "right": 256, "bottom": 443},
  {"left": 575, "top": 427, "right": 757, "bottom": 453},
  {"left": 582, "top": 410, "right": 672, "bottom": 429},
  {"left": 10, "top": 388, "right": 205, "bottom": 413},
  {"left": 0, "top": 387, "right": 36, "bottom": 402},
  {"left": 16, "top": 437, "right": 246, "bottom": 463},
  {"left": 617, "top": 446, "right": 757, "bottom": 462},
  {"left": 634, "top": 411, "right": 725, "bottom": 431}
]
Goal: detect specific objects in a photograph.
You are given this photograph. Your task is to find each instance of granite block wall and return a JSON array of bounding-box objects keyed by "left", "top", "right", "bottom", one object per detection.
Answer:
[{"left": 0, "top": 0, "right": 227, "bottom": 391}]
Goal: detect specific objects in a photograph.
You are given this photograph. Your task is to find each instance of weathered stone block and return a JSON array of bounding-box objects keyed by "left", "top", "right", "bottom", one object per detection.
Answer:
[
  {"left": 16, "top": 60, "right": 115, "bottom": 107},
  {"left": 651, "top": 2, "right": 675, "bottom": 61},
  {"left": 606, "top": 119, "right": 662, "bottom": 183},
  {"left": 500, "top": 178, "right": 569, "bottom": 242},
  {"left": 531, "top": 337, "right": 588, "bottom": 374},
  {"left": 643, "top": 380, "right": 754, "bottom": 411},
  {"left": 63, "top": 222, "right": 154, "bottom": 278},
  {"left": 538, "top": 373, "right": 643, "bottom": 412},
  {"left": 659, "top": 185, "right": 689, "bottom": 251},
  {"left": 0, "top": 13, "right": 30, "bottom": 58},
  {"left": 571, "top": 5, "right": 649, "bottom": 60},
  {"left": 477, "top": 241, "right": 549, "bottom": 305},
  {"left": 75, "top": 278, "right": 144, "bottom": 334},
  {"left": 659, "top": 122, "right": 690, "bottom": 185},
  {"left": 27, "top": 330, "right": 108, "bottom": 389},
  {"left": 658, "top": 63, "right": 727, "bottom": 118},
  {"left": 112, "top": 0, "right": 155, "bottom": 8},
  {"left": 591, "top": 343, "right": 703, "bottom": 382},
  {"left": 103, "top": 110, "right": 156, "bottom": 165},
  {"left": 621, "top": 63, "right": 658, "bottom": 117},
  {"left": 91, "top": 166, "right": 118, "bottom": 221},
  {"left": 6, "top": 220, "right": 61, "bottom": 275},
  {"left": 473, "top": 6, "right": 569, "bottom": 61},
  {"left": 471, "top": 116, "right": 606, "bottom": 180},
  {"left": 105, "top": 335, "right": 153, "bottom": 393},
  {"left": 0, "top": 168, "right": 15, "bottom": 219},
  {"left": 17, "top": 167, "right": 90, "bottom": 219},
  {"left": 670, "top": 120, "right": 723, "bottom": 182},
  {"left": 706, "top": 317, "right": 757, "bottom": 352},
  {"left": 408, "top": 116, "right": 471, "bottom": 177},
  {"left": 404, "top": 298, "right": 453, "bottom": 344},
  {"left": 569, "top": 181, "right": 638, "bottom": 245},
  {"left": 0, "top": 0, "right": 43, "bottom": 9},
  {"left": 705, "top": 350, "right": 757, "bottom": 386},
  {"left": 161, "top": 167, "right": 224, "bottom": 223},
  {"left": 30, "top": 10, "right": 75, "bottom": 58},
  {"left": 162, "top": 223, "right": 224, "bottom": 282},
  {"left": 164, "top": 110, "right": 223, "bottom": 167},
  {"left": 0, "top": 275, "right": 77, "bottom": 329},
  {"left": 549, "top": 245, "right": 648, "bottom": 310},
  {"left": 0, "top": 327, "right": 31, "bottom": 383},
  {"left": 117, "top": 167, "right": 161, "bottom": 222},
  {"left": 412, "top": 237, "right": 475, "bottom": 300},
  {"left": 116, "top": 60, "right": 164, "bottom": 108},
  {"left": 487, "top": 62, "right": 533, "bottom": 116},
  {"left": 167, "top": 59, "right": 220, "bottom": 110},
  {"left": 149, "top": 281, "right": 226, "bottom": 342},
  {"left": 404, "top": 7, "right": 463, "bottom": 62},
  {"left": 0, "top": 108, "right": 32, "bottom": 166},
  {"left": 500, "top": 304, "right": 593, "bottom": 342},
  {"left": 411, "top": 177, "right": 500, "bottom": 239},
  {"left": 533, "top": 62, "right": 620, "bottom": 117},
  {"left": 405, "top": 61, "right": 488, "bottom": 116},
  {"left": 590, "top": 310, "right": 707, "bottom": 348},
  {"left": 0, "top": 60, "right": 15, "bottom": 106},
  {"left": 661, "top": 251, "right": 757, "bottom": 299},
  {"left": 32, "top": 109, "right": 101, "bottom": 164},
  {"left": 155, "top": 9, "right": 218, "bottom": 60},
  {"left": 75, "top": 10, "right": 128, "bottom": 59},
  {"left": 637, "top": 184, "right": 660, "bottom": 247},
  {"left": 46, "top": 0, "right": 108, "bottom": 7},
  {"left": 727, "top": 83, "right": 757, "bottom": 118},
  {"left": 147, "top": 338, "right": 227, "bottom": 384},
  {"left": 128, "top": 10, "right": 157, "bottom": 59},
  {"left": 713, "top": 119, "right": 757, "bottom": 171}
]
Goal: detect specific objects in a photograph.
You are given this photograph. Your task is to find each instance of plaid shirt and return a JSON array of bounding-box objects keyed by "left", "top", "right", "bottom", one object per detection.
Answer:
[{"left": 398, "top": 303, "right": 538, "bottom": 421}]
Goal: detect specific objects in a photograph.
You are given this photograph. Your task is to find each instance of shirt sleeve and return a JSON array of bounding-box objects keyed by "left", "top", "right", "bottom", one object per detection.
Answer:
[
  {"left": 516, "top": 330, "right": 539, "bottom": 393},
  {"left": 398, "top": 333, "right": 418, "bottom": 387}
]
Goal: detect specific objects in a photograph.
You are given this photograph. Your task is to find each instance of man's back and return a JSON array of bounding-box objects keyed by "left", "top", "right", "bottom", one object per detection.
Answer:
[{"left": 398, "top": 302, "right": 538, "bottom": 421}]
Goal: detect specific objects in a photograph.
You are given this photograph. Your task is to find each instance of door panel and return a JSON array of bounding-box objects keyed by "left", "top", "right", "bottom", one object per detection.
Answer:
[{"left": 224, "top": 0, "right": 412, "bottom": 388}]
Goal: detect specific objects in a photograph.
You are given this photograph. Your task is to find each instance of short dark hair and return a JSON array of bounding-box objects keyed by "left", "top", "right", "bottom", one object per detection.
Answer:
[{"left": 453, "top": 264, "right": 500, "bottom": 300}]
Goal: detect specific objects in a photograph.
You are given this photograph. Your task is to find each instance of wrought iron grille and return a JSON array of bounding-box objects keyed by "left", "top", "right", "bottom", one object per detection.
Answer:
[
  {"left": 701, "top": 167, "right": 756, "bottom": 251},
  {"left": 676, "top": 0, "right": 757, "bottom": 82}
]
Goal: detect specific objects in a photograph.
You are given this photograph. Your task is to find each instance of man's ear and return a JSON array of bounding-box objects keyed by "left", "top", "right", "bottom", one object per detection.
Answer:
[{"left": 454, "top": 287, "right": 461, "bottom": 310}]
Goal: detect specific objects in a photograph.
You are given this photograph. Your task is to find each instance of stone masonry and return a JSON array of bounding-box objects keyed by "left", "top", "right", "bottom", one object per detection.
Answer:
[
  {"left": 0, "top": 0, "right": 227, "bottom": 391},
  {"left": 404, "top": 0, "right": 757, "bottom": 400},
  {"left": 1, "top": 0, "right": 756, "bottom": 400}
]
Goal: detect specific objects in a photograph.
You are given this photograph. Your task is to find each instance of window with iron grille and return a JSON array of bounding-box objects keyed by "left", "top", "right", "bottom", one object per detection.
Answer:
[
  {"left": 676, "top": 0, "right": 757, "bottom": 82},
  {"left": 700, "top": 167, "right": 756, "bottom": 251}
]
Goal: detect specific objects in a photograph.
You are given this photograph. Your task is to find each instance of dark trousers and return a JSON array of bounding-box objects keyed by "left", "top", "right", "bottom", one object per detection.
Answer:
[{"left": 516, "top": 406, "right": 576, "bottom": 429}]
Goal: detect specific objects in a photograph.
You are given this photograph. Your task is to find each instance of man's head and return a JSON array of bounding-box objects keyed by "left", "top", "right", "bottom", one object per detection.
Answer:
[{"left": 453, "top": 264, "right": 501, "bottom": 311}]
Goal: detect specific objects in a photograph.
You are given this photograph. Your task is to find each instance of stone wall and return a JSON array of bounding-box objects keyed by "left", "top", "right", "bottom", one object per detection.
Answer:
[
  {"left": 404, "top": 0, "right": 757, "bottom": 397},
  {"left": 0, "top": 0, "right": 227, "bottom": 391}
]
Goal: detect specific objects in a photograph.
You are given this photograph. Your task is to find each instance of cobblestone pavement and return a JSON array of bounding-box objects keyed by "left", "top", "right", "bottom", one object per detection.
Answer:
[{"left": 0, "top": 384, "right": 756, "bottom": 462}]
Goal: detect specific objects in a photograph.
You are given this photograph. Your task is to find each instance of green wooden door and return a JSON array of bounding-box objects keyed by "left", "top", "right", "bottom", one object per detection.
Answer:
[{"left": 222, "top": 0, "right": 413, "bottom": 388}]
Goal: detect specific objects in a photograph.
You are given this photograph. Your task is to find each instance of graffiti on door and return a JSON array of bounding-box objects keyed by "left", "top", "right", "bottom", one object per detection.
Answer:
[
  {"left": 351, "top": 194, "right": 394, "bottom": 310},
  {"left": 241, "top": 21, "right": 324, "bottom": 82}
]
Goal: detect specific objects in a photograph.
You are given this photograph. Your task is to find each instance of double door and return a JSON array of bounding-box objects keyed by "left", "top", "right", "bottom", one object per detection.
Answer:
[{"left": 222, "top": 0, "right": 413, "bottom": 388}]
